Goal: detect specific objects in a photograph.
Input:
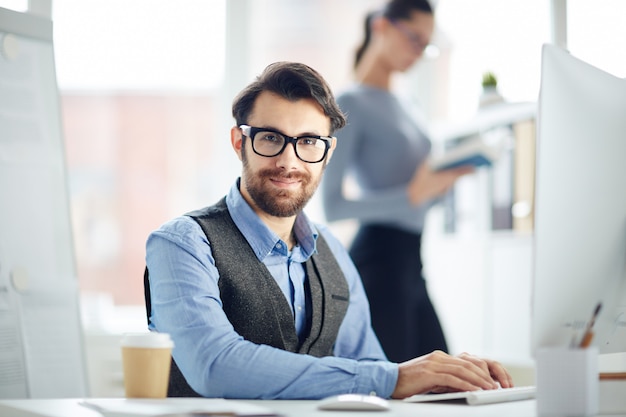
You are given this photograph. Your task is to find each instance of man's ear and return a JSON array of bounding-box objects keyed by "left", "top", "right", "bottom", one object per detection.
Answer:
[
  {"left": 231, "top": 126, "right": 243, "bottom": 161},
  {"left": 325, "top": 137, "right": 337, "bottom": 163}
]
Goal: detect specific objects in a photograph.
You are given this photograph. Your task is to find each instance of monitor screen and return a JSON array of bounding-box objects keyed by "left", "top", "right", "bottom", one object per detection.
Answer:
[{"left": 531, "top": 44, "right": 626, "bottom": 355}]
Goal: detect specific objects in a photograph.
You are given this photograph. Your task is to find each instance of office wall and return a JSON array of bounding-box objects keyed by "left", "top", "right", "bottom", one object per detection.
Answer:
[{"left": 61, "top": 95, "right": 216, "bottom": 304}]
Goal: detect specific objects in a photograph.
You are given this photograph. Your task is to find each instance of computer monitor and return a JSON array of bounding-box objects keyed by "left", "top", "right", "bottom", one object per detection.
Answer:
[{"left": 531, "top": 44, "right": 626, "bottom": 355}]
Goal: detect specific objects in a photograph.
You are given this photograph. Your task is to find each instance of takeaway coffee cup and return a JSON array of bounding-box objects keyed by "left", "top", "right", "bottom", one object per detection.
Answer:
[{"left": 120, "top": 332, "right": 174, "bottom": 398}]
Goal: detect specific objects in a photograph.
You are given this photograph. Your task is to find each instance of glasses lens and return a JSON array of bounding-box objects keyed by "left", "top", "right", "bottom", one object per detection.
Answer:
[
  {"left": 252, "top": 131, "right": 286, "bottom": 156},
  {"left": 295, "top": 137, "right": 327, "bottom": 163},
  {"left": 393, "top": 21, "right": 428, "bottom": 52}
]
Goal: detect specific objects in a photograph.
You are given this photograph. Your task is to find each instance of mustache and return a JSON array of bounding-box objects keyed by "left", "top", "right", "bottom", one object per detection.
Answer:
[{"left": 258, "top": 168, "right": 309, "bottom": 181}]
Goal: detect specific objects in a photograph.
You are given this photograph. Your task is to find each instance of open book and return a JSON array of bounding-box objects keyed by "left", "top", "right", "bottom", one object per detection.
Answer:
[{"left": 429, "top": 135, "right": 504, "bottom": 171}]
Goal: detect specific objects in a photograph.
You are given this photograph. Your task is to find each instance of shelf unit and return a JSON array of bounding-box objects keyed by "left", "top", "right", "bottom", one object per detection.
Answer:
[
  {"left": 431, "top": 101, "right": 537, "bottom": 235},
  {"left": 424, "top": 102, "right": 538, "bottom": 383}
]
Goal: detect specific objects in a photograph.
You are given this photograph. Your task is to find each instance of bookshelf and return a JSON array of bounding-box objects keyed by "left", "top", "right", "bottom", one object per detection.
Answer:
[
  {"left": 432, "top": 101, "right": 536, "bottom": 145},
  {"left": 424, "top": 102, "right": 537, "bottom": 381},
  {"left": 431, "top": 101, "right": 537, "bottom": 234}
]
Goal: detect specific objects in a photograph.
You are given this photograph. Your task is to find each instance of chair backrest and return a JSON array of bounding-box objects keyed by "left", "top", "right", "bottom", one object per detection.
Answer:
[{"left": 143, "top": 267, "right": 201, "bottom": 397}]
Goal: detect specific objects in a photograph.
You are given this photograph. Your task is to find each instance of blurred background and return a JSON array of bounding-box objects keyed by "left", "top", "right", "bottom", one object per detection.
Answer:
[{"left": 1, "top": 0, "right": 625, "bottom": 396}]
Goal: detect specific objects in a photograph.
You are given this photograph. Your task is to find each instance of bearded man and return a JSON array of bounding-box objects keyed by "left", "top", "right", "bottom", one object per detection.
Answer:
[{"left": 144, "top": 61, "right": 512, "bottom": 400}]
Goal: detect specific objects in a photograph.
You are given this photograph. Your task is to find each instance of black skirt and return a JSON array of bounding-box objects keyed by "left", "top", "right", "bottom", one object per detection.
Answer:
[{"left": 349, "top": 224, "right": 448, "bottom": 362}]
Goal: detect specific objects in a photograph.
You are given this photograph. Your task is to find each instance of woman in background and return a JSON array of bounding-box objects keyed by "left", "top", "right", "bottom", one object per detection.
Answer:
[{"left": 322, "top": 0, "right": 472, "bottom": 362}]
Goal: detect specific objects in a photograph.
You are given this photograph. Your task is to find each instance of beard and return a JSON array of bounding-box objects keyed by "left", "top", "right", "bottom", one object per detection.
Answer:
[{"left": 241, "top": 147, "right": 322, "bottom": 218}]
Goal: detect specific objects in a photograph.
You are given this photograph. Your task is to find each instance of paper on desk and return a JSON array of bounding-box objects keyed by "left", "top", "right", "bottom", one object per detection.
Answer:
[{"left": 80, "top": 398, "right": 281, "bottom": 417}]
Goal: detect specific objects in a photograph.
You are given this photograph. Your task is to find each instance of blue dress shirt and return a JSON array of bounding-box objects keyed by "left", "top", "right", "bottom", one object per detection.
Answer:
[{"left": 146, "top": 180, "right": 398, "bottom": 399}]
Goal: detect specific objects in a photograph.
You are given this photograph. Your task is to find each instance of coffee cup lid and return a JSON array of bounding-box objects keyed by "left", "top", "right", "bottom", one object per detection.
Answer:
[{"left": 120, "top": 332, "right": 174, "bottom": 348}]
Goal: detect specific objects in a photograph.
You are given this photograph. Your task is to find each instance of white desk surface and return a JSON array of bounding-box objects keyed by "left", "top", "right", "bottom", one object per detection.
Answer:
[
  {"left": 0, "top": 397, "right": 547, "bottom": 417},
  {"left": 2, "top": 398, "right": 626, "bottom": 417}
]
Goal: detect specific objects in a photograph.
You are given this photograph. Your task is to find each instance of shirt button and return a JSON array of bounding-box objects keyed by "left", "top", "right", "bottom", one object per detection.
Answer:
[
  {"left": 275, "top": 242, "right": 282, "bottom": 249},
  {"left": 297, "top": 305, "right": 302, "bottom": 311},
  {"left": 369, "top": 391, "right": 377, "bottom": 396}
]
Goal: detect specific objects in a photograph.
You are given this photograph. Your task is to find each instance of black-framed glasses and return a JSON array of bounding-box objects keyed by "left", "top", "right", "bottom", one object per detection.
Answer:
[
  {"left": 239, "top": 125, "right": 333, "bottom": 164},
  {"left": 389, "top": 19, "right": 430, "bottom": 53}
]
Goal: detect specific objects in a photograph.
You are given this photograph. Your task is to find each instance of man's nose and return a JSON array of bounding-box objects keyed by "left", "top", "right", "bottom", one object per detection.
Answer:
[{"left": 274, "top": 140, "right": 300, "bottom": 168}]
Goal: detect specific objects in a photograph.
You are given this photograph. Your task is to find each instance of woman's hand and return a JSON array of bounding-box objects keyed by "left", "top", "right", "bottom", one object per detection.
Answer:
[
  {"left": 391, "top": 350, "right": 514, "bottom": 399},
  {"left": 406, "top": 162, "right": 474, "bottom": 206}
]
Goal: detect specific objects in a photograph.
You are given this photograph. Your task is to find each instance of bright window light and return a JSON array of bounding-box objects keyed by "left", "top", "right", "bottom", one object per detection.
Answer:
[{"left": 52, "top": 0, "right": 225, "bottom": 92}]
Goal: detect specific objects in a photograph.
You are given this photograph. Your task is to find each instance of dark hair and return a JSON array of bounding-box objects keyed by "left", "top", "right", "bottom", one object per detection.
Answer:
[
  {"left": 354, "top": 0, "right": 434, "bottom": 68},
  {"left": 232, "top": 62, "right": 346, "bottom": 134}
]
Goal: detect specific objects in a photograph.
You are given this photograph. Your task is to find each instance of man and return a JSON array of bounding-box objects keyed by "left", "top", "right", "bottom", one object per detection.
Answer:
[{"left": 145, "top": 61, "right": 513, "bottom": 399}]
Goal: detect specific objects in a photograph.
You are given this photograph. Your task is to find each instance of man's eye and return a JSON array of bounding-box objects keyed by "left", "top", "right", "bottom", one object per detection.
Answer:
[{"left": 259, "top": 133, "right": 281, "bottom": 143}]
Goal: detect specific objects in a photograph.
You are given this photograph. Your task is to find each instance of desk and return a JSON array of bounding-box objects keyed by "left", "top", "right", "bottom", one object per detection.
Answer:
[
  {"left": 2, "top": 398, "right": 626, "bottom": 417},
  {"left": 0, "top": 397, "right": 551, "bottom": 417}
]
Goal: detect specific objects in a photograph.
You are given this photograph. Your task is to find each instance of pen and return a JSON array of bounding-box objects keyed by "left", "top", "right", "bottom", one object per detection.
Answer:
[{"left": 579, "top": 302, "right": 602, "bottom": 349}]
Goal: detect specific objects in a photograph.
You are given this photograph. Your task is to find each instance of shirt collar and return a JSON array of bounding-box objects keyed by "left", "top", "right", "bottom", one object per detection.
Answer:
[{"left": 225, "top": 178, "right": 318, "bottom": 261}]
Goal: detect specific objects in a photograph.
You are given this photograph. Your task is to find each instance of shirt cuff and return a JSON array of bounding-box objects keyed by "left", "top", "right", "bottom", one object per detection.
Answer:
[{"left": 354, "top": 360, "right": 399, "bottom": 398}]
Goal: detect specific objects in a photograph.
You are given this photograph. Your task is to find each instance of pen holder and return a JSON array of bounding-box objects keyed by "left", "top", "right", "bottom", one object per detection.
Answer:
[{"left": 536, "top": 346, "right": 598, "bottom": 416}]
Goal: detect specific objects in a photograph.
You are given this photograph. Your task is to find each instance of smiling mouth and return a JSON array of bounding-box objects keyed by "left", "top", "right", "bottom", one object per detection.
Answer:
[{"left": 271, "top": 177, "right": 301, "bottom": 188}]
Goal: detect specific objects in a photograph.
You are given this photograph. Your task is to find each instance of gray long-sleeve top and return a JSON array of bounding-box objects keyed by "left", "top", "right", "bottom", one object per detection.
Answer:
[{"left": 321, "top": 84, "right": 436, "bottom": 235}]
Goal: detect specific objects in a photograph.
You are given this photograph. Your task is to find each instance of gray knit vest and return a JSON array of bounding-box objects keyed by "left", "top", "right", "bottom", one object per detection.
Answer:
[{"left": 145, "top": 197, "right": 350, "bottom": 396}]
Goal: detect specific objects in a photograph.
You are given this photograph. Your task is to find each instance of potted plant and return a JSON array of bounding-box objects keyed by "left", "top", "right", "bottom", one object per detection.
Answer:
[
  {"left": 479, "top": 71, "right": 504, "bottom": 108},
  {"left": 482, "top": 71, "right": 498, "bottom": 89}
]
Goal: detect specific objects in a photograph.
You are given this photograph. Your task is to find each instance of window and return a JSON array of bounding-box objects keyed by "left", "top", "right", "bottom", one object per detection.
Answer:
[{"left": 53, "top": 1, "right": 225, "bottom": 313}]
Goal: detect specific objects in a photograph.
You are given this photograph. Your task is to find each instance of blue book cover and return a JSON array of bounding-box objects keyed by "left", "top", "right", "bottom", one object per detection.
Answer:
[{"left": 431, "top": 138, "right": 501, "bottom": 171}]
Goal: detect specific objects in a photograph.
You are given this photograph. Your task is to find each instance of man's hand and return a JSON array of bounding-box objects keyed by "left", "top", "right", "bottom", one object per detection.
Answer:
[{"left": 391, "top": 350, "right": 514, "bottom": 399}]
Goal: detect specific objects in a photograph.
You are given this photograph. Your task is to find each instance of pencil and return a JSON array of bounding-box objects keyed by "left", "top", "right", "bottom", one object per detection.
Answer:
[{"left": 579, "top": 302, "right": 602, "bottom": 349}]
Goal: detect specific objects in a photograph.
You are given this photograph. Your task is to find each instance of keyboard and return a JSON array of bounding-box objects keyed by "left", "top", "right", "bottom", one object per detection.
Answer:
[{"left": 403, "top": 385, "right": 536, "bottom": 406}]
